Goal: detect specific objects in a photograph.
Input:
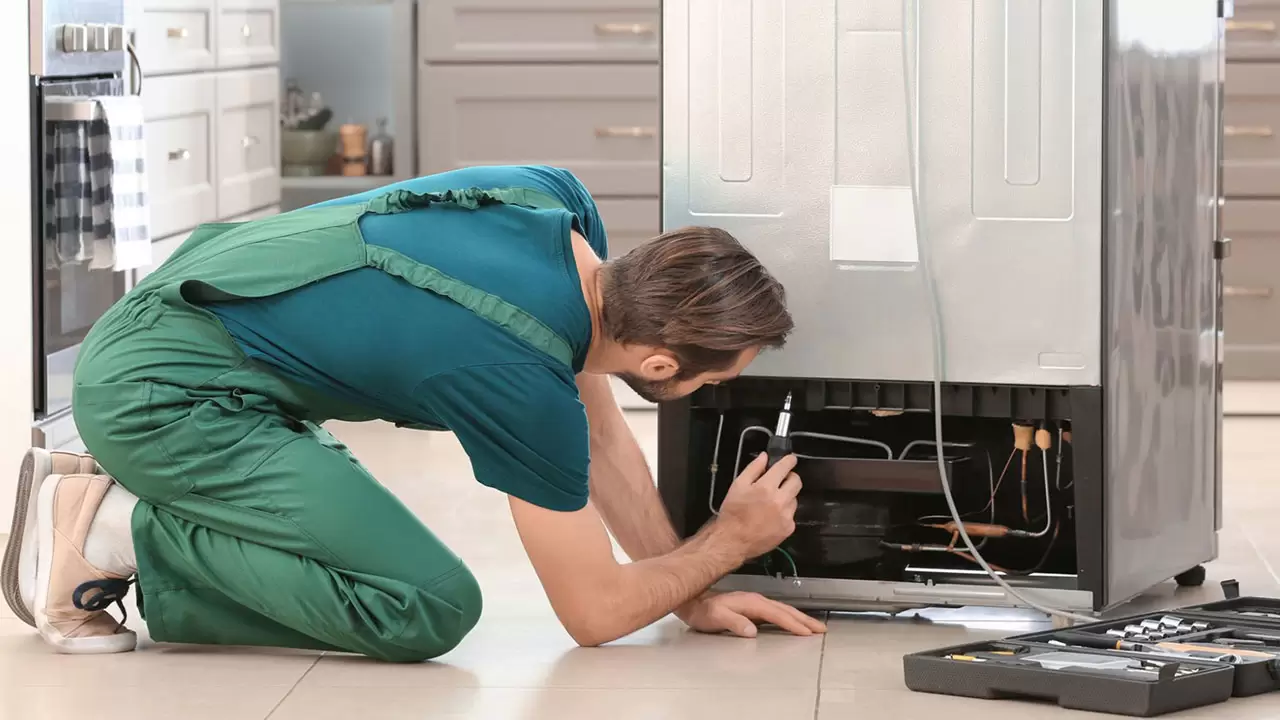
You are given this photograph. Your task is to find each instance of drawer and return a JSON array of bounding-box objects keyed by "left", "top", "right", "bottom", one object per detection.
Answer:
[
  {"left": 1223, "top": 202, "right": 1280, "bottom": 357},
  {"left": 596, "top": 197, "right": 658, "bottom": 258},
  {"left": 421, "top": 0, "right": 658, "bottom": 63},
  {"left": 217, "top": 68, "right": 281, "bottom": 219},
  {"left": 218, "top": 0, "right": 279, "bottom": 68},
  {"left": 143, "top": 74, "right": 217, "bottom": 239},
  {"left": 1228, "top": 0, "right": 1280, "bottom": 61},
  {"left": 1224, "top": 64, "right": 1280, "bottom": 197},
  {"left": 138, "top": 0, "right": 216, "bottom": 75},
  {"left": 420, "top": 65, "right": 659, "bottom": 197}
]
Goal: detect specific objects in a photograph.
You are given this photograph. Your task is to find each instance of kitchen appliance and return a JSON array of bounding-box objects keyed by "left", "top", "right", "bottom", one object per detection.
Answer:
[
  {"left": 30, "top": 0, "right": 137, "bottom": 451},
  {"left": 658, "top": 0, "right": 1227, "bottom": 614}
]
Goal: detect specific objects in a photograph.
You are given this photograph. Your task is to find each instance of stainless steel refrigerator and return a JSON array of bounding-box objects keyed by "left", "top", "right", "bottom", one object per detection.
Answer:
[{"left": 657, "top": 0, "right": 1227, "bottom": 613}]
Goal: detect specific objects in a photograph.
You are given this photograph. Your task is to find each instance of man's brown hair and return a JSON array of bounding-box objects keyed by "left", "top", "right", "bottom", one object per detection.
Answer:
[{"left": 599, "top": 226, "right": 793, "bottom": 379}]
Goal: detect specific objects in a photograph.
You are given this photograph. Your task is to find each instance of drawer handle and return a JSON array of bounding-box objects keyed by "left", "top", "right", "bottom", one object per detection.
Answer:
[
  {"left": 595, "top": 22, "right": 656, "bottom": 36},
  {"left": 167, "top": 27, "right": 189, "bottom": 39},
  {"left": 242, "top": 135, "right": 260, "bottom": 149},
  {"left": 1225, "top": 285, "right": 1274, "bottom": 299},
  {"left": 241, "top": 24, "right": 252, "bottom": 39},
  {"left": 168, "top": 148, "right": 190, "bottom": 161},
  {"left": 1225, "top": 125, "right": 1274, "bottom": 138},
  {"left": 1226, "top": 20, "right": 1277, "bottom": 32},
  {"left": 596, "top": 126, "right": 657, "bottom": 138}
]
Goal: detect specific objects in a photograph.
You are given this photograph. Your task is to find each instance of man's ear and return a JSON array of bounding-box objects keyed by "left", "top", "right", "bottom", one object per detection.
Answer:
[{"left": 638, "top": 353, "right": 680, "bottom": 381}]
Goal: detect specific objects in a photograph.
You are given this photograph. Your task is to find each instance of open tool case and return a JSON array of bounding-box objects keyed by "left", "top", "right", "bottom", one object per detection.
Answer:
[{"left": 903, "top": 584, "right": 1280, "bottom": 716}]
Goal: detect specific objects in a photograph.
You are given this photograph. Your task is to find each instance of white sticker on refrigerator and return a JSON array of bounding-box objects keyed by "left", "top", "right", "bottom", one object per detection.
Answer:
[{"left": 829, "top": 185, "right": 919, "bottom": 264}]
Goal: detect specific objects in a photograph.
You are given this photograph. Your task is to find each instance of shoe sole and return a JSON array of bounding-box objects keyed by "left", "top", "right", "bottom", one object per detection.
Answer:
[
  {"left": 1, "top": 449, "right": 52, "bottom": 627},
  {"left": 33, "top": 475, "right": 137, "bottom": 654}
]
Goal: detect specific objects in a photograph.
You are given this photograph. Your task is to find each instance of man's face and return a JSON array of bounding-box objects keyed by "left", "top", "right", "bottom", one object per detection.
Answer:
[{"left": 615, "top": 347, "right": 761, "bottom": 403}]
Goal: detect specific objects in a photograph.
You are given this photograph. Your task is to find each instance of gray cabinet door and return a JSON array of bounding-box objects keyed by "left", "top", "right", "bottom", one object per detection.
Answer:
[
  {"left": 144, "top": 74, "right": 218, "bottom": 239},
  {"left": 218, "top": 0, "right": 280, "bottom": 68},
  {"left": 421, "top": 0, "right": 658, "bottom": 63},
  {"left": 1228, "top": 0, "right": 1280, "bottom": 61},
  {"left": 419, "top": 65, "right": 658, "bottom": 197},
  {"left": 139, "top": 0, "right": 217, "bottom": 75},
  {"left": 1224, "top": 63, "right": 1280, "bottom": 197},
  {"left": 217, "top": 68, "right": 281, "bottom": 218},
  {"left": 1224, "top": 200, "right": 1280, "bottom": 380}
]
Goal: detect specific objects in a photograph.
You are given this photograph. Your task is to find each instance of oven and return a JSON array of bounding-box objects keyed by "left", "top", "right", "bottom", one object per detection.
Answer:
[{"left": 30, "top": 0, "right": 136, "bottom": 450}]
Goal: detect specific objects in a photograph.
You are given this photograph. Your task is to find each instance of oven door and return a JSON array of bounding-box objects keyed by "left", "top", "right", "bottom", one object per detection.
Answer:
[{"left": 33, "top": 76, "right": 130, "bottom": 434}]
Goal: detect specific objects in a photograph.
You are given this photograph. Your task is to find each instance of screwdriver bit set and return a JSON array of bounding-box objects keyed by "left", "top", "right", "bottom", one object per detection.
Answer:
[{"left": 904, "top": 588, "right": 1280, "bottom": 717}]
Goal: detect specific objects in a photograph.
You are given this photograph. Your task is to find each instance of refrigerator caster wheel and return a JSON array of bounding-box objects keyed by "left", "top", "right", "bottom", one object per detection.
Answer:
[{"left": 1176, "top": 565, "right": 1207, "bottom": 588}]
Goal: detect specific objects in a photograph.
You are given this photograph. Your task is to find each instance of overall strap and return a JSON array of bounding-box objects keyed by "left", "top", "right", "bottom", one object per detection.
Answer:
[
  {"left": 360, "top": 184, "right": 577, "bottom": 368},
  {"left": 365, "top": 186, "right": 567, "bottom": 215}
]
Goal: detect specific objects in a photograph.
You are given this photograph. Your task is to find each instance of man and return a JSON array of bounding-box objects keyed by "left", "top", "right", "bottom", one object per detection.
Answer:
[{"left": 2, "top": 165, "right": 823, "bottom": 660}]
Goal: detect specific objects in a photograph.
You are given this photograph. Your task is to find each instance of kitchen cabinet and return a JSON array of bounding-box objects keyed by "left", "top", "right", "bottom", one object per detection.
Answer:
[
  {"left": 419, "top": 64, "right": 659, "bottom": 197},
  {"left": 1224, "top": 3, "right": 1280, "bottom": 381}
]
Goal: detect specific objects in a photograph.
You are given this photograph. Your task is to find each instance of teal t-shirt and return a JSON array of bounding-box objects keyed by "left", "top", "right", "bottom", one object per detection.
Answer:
[{"left": 204, "top": 165, "right": 609, "bottom": 512}]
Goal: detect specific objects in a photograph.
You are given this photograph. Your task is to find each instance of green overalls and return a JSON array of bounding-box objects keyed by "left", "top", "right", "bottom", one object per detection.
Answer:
[{"left": 72, "top": 187, "right": 572, "bottom": 662}]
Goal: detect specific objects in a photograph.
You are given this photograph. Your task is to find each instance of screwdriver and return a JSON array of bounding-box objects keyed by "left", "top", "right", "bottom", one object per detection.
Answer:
[{"left": 766, "top": 392, "right": 794, "bottom": 469}]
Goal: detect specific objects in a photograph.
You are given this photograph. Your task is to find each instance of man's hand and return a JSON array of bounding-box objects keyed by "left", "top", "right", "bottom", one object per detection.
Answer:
[
  {"left": 715, "top": 452, "right": 802, "bottom": 559},
  {"left": 678, "top": 592, "right": 827, "bottom": 638}
]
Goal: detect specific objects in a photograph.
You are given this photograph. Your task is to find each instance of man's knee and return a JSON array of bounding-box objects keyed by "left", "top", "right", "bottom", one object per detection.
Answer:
[{"left": 369, "top": 564, "right": 483, "bottom": 663}]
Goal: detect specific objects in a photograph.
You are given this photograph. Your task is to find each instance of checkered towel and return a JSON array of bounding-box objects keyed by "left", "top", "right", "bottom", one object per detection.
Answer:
[{"left": 44, "top": 96, "right": 152, "bottom": 272}]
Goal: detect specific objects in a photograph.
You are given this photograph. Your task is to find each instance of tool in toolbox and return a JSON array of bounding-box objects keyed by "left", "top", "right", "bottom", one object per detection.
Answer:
[{"left": 904, "top": 581, "right": 1280, "bottom": 716}]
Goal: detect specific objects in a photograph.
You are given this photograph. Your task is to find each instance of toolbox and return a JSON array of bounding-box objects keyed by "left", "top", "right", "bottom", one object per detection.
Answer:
[{"left": 903, "top": 583, "right": 1280, "bottom": 716}]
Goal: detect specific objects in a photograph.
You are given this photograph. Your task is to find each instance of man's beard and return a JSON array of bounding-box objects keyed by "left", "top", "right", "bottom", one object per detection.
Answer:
[{"left": 615, "top": 372, "right": 679, "bottom": 404}]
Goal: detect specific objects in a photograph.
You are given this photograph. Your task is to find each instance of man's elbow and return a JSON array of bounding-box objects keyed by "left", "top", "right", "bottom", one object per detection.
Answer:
[{"left": 559, "top": 604, "right": 625, "bottom": 647}]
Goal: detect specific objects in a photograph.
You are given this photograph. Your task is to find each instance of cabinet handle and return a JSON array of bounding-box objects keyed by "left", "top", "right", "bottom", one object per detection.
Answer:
[
  {"left": 168, "top": 148, "right": 190, "bottom": 161},
  {"left": 166, "top": 27, "right": 189, "bottom": 39},
  {"left": 242, "top": 135, "right": 260, "bottom": 149},
  {"left": 595, "top": 126, "right": 657, "bottom": 138},
  {"left": 1226, "top": 20, "right": 1277, "bottom": 32},
  {"left": 241, "top": 24, "right": 252, "bottom": 38},
  {"left": 595, "top": 22, "right": 656, "bottom": 36},
  {"left": 1225, "top": 285, "right": 1274, "bottom": 299},
  {"left": 1225, "top": 125, "right": 1274, "bottom": 138}
]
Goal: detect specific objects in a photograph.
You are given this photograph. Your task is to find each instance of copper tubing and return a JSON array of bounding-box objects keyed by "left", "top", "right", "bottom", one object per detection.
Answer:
[
  {"left": 927, "top": 521, "right": 1012, "bottom": 538},
  {"left": 1013, "top": 424, "right": 1033, "bottom": 523},
  {"left": 880, "top": 541, "right": 1009, "bottom": 573},
  {"left": 1020, "top": 451, "right": 1029, "bottom": 522}
]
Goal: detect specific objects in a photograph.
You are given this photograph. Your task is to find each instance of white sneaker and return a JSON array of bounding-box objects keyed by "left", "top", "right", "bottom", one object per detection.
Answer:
[
  {"left": 2, "top": 449, "right": 101, "bottom": 626},
  {"left": 32, "top": 472, "right": 137, "bottom": 654}
]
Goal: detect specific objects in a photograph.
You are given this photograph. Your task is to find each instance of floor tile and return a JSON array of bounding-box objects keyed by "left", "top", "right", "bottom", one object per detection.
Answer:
[
  {"left": 271, "top": 686, "right": 818, "bottom": 720},
  {"left": 2, "top": 685, "right": 289, "bottom": 720},
  {"left": 820, "top": 616, "right": 1011, "bottom": 690},
  {"left": 303, "top": 615, "right": 823, "bottom": 689},
  {"left": 0, "top": 619, "right": 318, "bottom": 689}
]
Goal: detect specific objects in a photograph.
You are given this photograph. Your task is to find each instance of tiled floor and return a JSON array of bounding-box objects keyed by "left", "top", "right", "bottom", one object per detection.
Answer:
[{"left": 3, "top": 413, "right": 1280, "bottom": 718}]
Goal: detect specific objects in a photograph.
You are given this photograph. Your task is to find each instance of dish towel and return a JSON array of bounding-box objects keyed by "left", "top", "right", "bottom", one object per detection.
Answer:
[
  {"left": 44, "top": 119, "right": 95, "bottom": 268},
  {"left": 89, "top": 95, "right": 152, "bottom": 271},
  {"left": 45, "top": 96, "right": 153, "bottom": 271}
]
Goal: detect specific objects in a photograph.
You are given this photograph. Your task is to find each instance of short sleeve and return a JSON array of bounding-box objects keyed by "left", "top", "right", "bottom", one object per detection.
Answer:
[
  {"left": 537, "top": 167, "right": 610, "bottom": 260},
  {"left": 415, "top": 362, "right": 590, "bottom": 512}
]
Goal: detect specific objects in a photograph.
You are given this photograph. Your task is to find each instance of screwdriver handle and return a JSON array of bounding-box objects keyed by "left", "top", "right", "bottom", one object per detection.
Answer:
[{"left": 765, "top": 435, "right": 792, "bottom": 470}]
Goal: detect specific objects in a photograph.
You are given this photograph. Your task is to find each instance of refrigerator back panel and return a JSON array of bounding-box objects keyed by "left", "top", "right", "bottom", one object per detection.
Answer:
[{"left": 662, "top": 0, "right": 1105, "bottom": 386}]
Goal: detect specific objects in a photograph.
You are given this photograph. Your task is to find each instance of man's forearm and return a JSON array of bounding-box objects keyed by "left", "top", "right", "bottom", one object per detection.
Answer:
[
  {"left": 589, "top": 428, "right": 682, "bottom": 560},
  {"left": 580, "top": 519, "right": 745, "bottom": 645},
  {"left": 579, "top": 373, "right": 682, "bottom": 561}
]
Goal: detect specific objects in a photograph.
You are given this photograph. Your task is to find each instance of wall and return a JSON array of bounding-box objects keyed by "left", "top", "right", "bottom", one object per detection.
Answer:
[{"left": 0, "top": 7, "right": 33, "bottom": 530}]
